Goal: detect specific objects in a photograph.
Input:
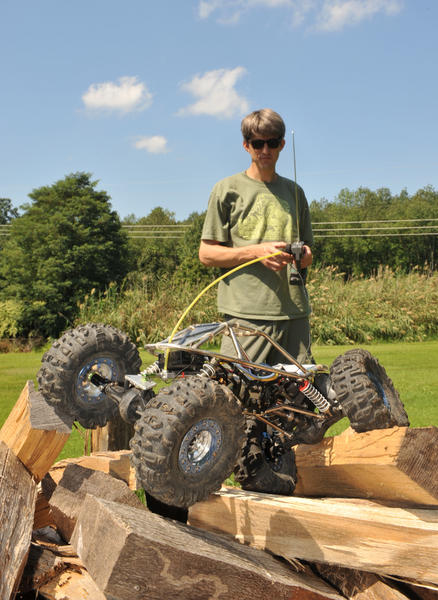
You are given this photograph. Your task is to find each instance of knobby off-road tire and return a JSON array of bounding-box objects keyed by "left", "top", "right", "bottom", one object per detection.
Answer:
[
  {"left": 234, "top": 418, "right": 297, "bottom": 495},
  {"left": 37, "top": 323, "right": 141, "bottom": 429},
  {"left": 329, "top": 348, "right": 409, "bottom": 432},
  {"left": 131, "top": 377, "right": 245, "bottom": 508}
]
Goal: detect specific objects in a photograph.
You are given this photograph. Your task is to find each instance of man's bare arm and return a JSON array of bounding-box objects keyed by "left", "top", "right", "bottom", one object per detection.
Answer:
[
  {"left": 199, "top": 239, "right": 292, "bottom": 271},
  {"left": 199, "top": 240, "right": 313, "bottom": 271}
]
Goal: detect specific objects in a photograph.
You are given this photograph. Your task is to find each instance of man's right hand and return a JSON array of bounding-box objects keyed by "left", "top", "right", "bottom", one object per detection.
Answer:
[{"left": 258, "top": 242, "right": 291, "bottom": 271}]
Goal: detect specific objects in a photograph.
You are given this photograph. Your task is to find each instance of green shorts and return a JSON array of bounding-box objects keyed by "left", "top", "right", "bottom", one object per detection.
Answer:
[{"left": 220, "top": 315, "right": 313, "bottom": 366}]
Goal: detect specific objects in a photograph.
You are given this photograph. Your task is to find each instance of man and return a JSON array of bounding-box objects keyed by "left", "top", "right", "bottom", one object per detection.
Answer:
[{"left": 199, "top": 108, "right": 313, "bottom": 365}]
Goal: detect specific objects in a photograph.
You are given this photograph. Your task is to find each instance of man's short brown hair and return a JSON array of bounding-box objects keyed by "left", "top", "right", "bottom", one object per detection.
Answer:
[{"left": 241, "top": 108, "right": 286, "bottom": 141}]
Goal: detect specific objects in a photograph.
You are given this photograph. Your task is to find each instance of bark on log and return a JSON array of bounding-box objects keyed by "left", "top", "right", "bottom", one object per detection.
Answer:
[
  {"left": 0, "top": 440, "right": 37, "bottom": 600},
  {"left": 294, "top": 426, "right": 438, "bottom": 507},
  {"left": 0, "top": 381, "right": 72, "bottom": 481},
  {"left": 48, "top": 463, "right": 145, "bottom": 541},
  {"left": 189, "top": 487, "right": 438, "bottom": 586},
  {"left": 71, "top": 494, "right": 343, "bottom": 600}
]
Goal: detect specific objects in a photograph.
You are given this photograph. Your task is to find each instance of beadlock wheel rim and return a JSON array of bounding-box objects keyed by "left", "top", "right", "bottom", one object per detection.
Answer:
[
  {"left": 77, "top": 357, "right": 119, "bottom": 405},
  {"left": 179, "top": 418, "right": 222, "bottom": 475}
]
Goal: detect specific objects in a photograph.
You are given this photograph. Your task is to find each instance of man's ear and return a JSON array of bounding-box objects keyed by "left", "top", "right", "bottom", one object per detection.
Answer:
[
  {"left": 243, "top": 139, "right": 250, "bottom": 153},
  {"left": 279, "top": 138, "right": 286, "bottom": 152}
]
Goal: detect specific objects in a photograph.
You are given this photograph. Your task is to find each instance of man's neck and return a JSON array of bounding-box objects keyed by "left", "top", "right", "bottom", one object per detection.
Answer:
[{"left": 246, "top": 164, "right": 277, "bottom": 183}]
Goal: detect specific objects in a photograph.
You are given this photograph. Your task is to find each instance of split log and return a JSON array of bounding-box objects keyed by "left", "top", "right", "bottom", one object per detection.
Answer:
[
  {"left": 0, "top": 380, "right": 72, "bottom": 481},
  {"left": 90, "top": 416, "right": 134, "bottom": 452},
  {"left": 294, "top": 426, "right": 438, "bottom": 507},
  {"left": 47, "top": 449, "right": 135, "bottom": 488},
  {"left": 71, "top": 449, "right": 134, "bottom": 486},
  {"left": 71, "top": 494, "right": 343, "bottom": 600},
  {"left": 49, "top": 463, "right": 145, "bottom": 541},
  {"left": 312, "top": 563, "right": 413, "bottom": 599},
  {"left": 19, "top": 539, "right": 105, "bottom": 599},
  {"left": 189, "top": 486, "right": 438, "bottom": 586},
  {"left": 37, "top": 568, "right": 106, "bottom": 600},
  {"left": 33, "top": 471, "right": 60, "bottom": 530},
  {"left": 403, "top": 583, "right": 438, "bottom": 600},
  {"left": 0, "top": 440, "right": 37, "bottom": 600},
  {"left": 19, "top": 542, "right": 70, "bottom": 593},
  {"left": 35, "top": 450, "right": 136, "bottom": 530},
  {"left": 34, "top": 487, "right": 55, "bottom": 530},
  {"left": 46, "top": 452, "right": 187, "bottom": 523}
]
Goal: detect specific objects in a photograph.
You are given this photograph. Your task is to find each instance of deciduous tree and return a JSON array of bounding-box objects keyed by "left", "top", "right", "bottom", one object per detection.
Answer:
[{"left": 0, "top": 173, "right": 129, "bottom": 337}]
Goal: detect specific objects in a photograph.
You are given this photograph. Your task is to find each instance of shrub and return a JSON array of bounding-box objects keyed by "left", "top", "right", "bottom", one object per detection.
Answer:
[{"left": 0, "top": 299, "right": 24, "bottom": 338}]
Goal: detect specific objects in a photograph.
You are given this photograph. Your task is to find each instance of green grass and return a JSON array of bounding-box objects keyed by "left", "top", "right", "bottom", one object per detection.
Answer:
[
  {"left": 0, "top": 351, "right": 42, "bottom": 423},
  {"left": 313, "top": 340, "right": 438, "bottom": 432},
  {"left": 1, "top": 342, "right": 437, "bottom": 461},
  {"left": 0, "top": 349, "right": 89, "bottom": 460}
]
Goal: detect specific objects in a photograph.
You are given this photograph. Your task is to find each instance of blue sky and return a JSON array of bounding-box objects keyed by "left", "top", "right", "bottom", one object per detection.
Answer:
[{"left": 1, "top": 0, "right": 437, "bottom": 221}]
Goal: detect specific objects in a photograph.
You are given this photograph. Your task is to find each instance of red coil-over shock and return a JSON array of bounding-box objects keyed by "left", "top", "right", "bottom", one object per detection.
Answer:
[{"left": 299, "top": 380, "right": 331, "bottom": 413}]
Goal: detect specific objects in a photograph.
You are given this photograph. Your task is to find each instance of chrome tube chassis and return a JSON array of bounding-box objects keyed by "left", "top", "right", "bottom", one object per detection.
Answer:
[{"left": 143, "top": 321, "right": 341, "bottom": 446}]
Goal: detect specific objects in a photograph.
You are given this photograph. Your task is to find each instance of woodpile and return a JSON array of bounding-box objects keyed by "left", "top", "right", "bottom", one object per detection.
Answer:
[{"left": 1, "top": 381, "right": 438, "bottom": 599}]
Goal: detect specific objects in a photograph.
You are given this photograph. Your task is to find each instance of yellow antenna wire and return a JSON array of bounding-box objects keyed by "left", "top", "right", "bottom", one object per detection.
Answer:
[{"left": 164, "top": 250, "right": 283, "bottom": 370}]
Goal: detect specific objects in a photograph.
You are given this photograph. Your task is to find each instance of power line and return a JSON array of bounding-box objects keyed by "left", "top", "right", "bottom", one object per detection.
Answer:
[
  {"left": 0, "top": 220, "right": 437, "bottom": 240},
  {"left": 122, "top": 223, "right": 191, "bottom": 229},
  {"left": 313, "top": 218, "right": 438, "bottom": 225},
  {"left": 314, "top": 226, "right": 438, "bottom": 232},
  {"left": 0, "top": 223, "right": 190, "bottom": 239},
  {"left": 312, "top": 219, "right": 438, "bottom": 238},
  {"left": 314, "top": 232, "right": 438, "bottom": 238}
]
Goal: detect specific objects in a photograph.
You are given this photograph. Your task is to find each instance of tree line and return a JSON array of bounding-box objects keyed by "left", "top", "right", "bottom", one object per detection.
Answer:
[
  {"left": 0, "top": 172, "right": 436, "bottom": 339},
  {"left": 310, "top": 186, "right": 438, "bottom": 276}
]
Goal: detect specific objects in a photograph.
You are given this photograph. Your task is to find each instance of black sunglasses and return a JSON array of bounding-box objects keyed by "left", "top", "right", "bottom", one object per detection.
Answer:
[{"left": 248, "top": 137, "right": 282, "bottom": 150}]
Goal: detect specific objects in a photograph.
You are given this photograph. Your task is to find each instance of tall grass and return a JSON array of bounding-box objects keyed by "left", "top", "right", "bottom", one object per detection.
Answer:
[
  {"left": 308, "top": 266, "right": 438, "bottom": 345},
  {"left": 75, "top": 267, "right": 438, "bottom": 345},
  {"left": 77, "top": 275, "right": 219, "bottom": 345}
]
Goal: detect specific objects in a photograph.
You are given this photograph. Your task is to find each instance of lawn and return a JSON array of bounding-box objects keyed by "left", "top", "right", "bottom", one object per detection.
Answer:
[
  {"left": 313, "top": 341, "right": 438, "bottom": 430},
  {"left": 0, "top": 340, "right": 437, "bottom": 460}
]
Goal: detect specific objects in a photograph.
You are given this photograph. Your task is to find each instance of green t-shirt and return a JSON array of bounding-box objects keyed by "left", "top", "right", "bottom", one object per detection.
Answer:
[{"left": 202, "top": 171, "right": 313, "bottom": 320}]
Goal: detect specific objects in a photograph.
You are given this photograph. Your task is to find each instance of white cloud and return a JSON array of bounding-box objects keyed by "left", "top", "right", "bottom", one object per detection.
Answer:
[
  {"left": 314, "top": 0, "right": 403, "bottom": 31},
  {"left": 198, "top": 0, "right": 294, "bottom": 23},
  {"left": 199, "top": 0, "right": 292, "bottom": 17},
  {"left": 82, "top": 76, "right": 153, "bottom": 113},
  {"left": 178, "top": 67, "right": 249, "bottom": 119},
  {"left": 289, "top": 0, "right": 317, "bottom": 27},
  {"left": 199, "top": 0, "right": 223, "bottom": 18},
  {"left": 134, "top": 136, "right": 168, "bottom": 154},
  {"left": 247, "top": 0, "right": 295, "bottom": 6},
  {"left": 198, "top": 0, "right": 403, "bottom": 31}
]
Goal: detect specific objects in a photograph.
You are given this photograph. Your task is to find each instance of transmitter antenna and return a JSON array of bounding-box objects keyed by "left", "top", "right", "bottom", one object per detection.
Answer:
[{"left": 292, "top": 130, "right": 300, "bottom": 242}]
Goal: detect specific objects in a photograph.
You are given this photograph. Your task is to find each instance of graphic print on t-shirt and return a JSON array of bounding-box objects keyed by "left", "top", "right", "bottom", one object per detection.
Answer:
[{"left": 237, "top": 192, "right": 294, "bottom": 241}]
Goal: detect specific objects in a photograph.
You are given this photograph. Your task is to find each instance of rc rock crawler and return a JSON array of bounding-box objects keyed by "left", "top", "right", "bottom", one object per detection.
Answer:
[{"left": 38, "top": 321, "right": 409, "bottom": 508}]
